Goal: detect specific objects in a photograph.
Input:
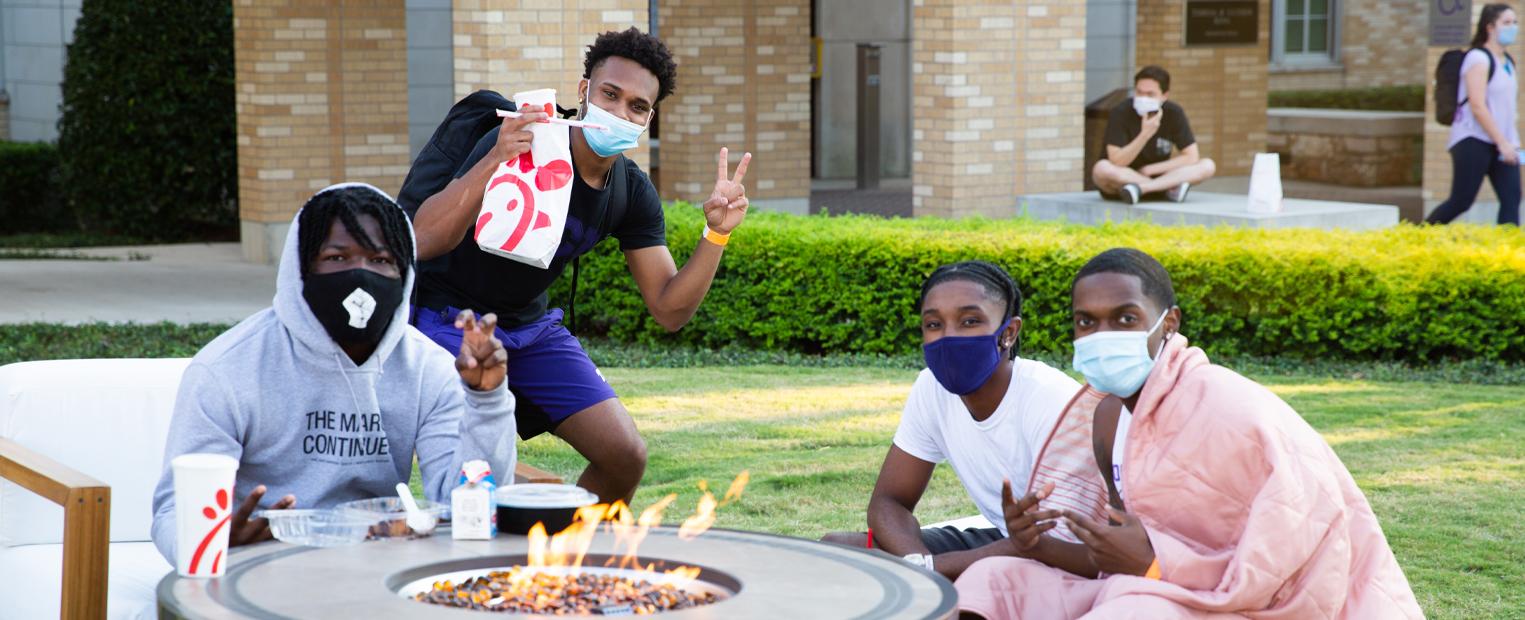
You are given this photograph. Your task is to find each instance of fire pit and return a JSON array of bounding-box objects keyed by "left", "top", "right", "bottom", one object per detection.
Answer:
[
  {"left": 396, "top": 555, "right": 735, "bottom": 614},
  {"left": 157, "top": 526, "right": 957, "bottom": 619}
]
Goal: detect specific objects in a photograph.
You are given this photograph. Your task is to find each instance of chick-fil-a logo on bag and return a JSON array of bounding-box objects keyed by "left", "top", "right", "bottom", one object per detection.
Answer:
[
  {"left": 475, "top": 91, "right": 575, "bottom": 269},
  {"left": 188, "top": 487, "right": 232, "bottom": 575}
]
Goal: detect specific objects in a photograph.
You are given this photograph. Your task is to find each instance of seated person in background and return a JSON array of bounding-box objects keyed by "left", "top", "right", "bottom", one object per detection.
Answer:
[
  {"left": 151, "top": 184, "right": 516, "bottom": 565},
  {"left": 954, "top": 248, "right": 1422, "bottom": 620},
  {"left": 821, "top": 261, "right": 1080, "bottom": 581},
  {"left": 1092, "top": 65, "right": 1217, "bottom": 205}
]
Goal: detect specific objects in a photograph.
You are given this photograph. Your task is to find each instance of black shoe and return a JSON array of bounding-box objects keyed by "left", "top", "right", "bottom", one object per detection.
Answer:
[
  {"left": 1120, "top": 184, "right": 1142, "bottom": 205},
  {"left": 1167, "top": 182, "right": 1191, "bottom": 203}
]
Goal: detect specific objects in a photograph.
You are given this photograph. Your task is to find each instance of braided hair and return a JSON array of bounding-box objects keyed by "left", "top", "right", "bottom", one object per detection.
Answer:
[
  {"left": 918, "top": 260, "right": 1024, "bottom": 360},
  {"left": 296, "top": 186, "right": 415, "bottom": 280}
]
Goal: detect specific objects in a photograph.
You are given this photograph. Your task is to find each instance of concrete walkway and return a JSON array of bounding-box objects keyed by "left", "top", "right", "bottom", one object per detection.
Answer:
[{"left": 0, "top": 243, "right": 274, "bottom": 325}]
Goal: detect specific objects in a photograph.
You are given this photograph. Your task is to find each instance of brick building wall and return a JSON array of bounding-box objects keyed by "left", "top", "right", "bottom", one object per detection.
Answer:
[
  {"left": 657, "top": 0, "right": 812, "bottom": 213},
  {"left": 234, "top": 0, "right": 411, "bottom": 264},
  {"left": 1135, "top": 0, "right": 1268, "bottom": 177},
  {"left": 451, "top": 0, "right": 649, "bottom": 170},
  {"left": 1268, "top": 0, "right": 1427, "bottom": 92},
  {"left": 912, "top": 0, "right": 1085, "bottom": 218}
]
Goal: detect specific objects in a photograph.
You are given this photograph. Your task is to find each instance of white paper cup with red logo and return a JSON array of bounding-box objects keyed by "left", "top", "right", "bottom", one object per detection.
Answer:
[{"left": 172, "top": 453, "right": 239, "bottom": 578}]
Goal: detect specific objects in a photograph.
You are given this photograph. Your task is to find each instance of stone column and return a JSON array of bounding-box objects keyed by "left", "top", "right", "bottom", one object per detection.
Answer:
[
  {"left": 656, "top": 0, "right": 812, "bottom": 214},
  {"left": 1421, "top": 4, "right": 1525, "bottom": 222},
  {"left": 911, "top": 0, "right": 1086, "bottom": 218},
  {"left": 1134, "top": 0, "right": 1269, "bottom": 177},
  {"left": 452, "top": 0, "right": 650, "bottom": 169},
  {"left": 233, "top": 0, "right": 411, "bottom": 264}
]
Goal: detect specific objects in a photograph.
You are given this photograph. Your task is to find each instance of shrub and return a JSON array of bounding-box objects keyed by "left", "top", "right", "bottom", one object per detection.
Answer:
[
  {"left": 549, "top": 205, "right": 1525, "bottom": 362},
  {"left": 0, "top": 141, "right": 66, "bottom": 234},
  {"left": 1268, "top": 85, "right": 1425, "bottom": 112},
  {"left": 56, "top": 0, "right": 237, "bottom": 241}
]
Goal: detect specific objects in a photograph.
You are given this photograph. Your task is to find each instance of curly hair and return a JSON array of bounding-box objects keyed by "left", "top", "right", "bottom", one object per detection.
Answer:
[{"left": 583, "top": 27, "right": 678, "bottom": 103}]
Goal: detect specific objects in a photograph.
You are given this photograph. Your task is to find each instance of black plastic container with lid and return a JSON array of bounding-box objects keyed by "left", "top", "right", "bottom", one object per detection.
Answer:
[{"left": 494, "top": 483, "right": 599, "bottom": 535}]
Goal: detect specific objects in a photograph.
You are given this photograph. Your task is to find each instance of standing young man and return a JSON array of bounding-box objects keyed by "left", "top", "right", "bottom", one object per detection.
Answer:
[
  {"left": 1091, "top": 66, "right": 1217, "bottom": 205},
  {"left": 404, "top": 28, "right": 752, "bottom": 502}
]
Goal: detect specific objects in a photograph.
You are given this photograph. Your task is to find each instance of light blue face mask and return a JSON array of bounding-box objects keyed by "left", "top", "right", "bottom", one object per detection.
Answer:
[
  {"left": 1501, "top": 24, "right": 1520, "bottom": 47},
  {"left": 1071, "top": 309, "right": 1171, "bottom": 398},
  {"left": 580, "top": 101, "right": 650, "bottom": 157}
]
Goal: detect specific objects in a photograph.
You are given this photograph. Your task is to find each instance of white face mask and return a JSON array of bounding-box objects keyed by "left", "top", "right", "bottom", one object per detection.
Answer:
[{"left": 1133, "top": 96, "right": 1162, "bottom": 117}]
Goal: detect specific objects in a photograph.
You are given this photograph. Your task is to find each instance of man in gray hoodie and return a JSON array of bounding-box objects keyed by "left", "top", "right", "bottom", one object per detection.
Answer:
[{"left": 151, "top": 183, "right": 517, "bottom": 564}]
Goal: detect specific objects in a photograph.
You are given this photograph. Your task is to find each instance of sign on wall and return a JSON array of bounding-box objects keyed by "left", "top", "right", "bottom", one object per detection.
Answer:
[
  {"left": 1430, "top": 0, "right": 1473, "bottom": 46},
  {"left": 1185, "top": 0, "right": 1259, "bottom": 46}
]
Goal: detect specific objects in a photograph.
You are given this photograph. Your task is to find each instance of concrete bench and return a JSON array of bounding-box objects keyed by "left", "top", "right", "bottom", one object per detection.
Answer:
[{"left": 1017, "top": 191, "right": 1399, "bottom": 230}]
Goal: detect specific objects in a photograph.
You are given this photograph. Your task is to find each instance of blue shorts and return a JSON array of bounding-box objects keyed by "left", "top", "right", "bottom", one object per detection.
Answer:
[{"left": 412, "top": 306, "right": 617, "bottom": 439}]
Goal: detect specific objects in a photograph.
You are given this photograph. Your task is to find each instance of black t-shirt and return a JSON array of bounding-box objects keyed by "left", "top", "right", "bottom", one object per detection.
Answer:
[
  {"left": 1103, "top": 99, "right": 1196, "bottom": 171},
  {"left": 407, "top": 127, "right": 666, "bottom": 327}
]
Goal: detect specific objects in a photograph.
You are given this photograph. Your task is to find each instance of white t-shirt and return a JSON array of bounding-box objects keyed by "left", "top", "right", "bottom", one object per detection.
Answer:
[
  {"left": 1111, "top": 407, "right": 1132, "bottom": 502},
  {"left": 892, "top": 359, "right": 1082, "bottom": 536}
]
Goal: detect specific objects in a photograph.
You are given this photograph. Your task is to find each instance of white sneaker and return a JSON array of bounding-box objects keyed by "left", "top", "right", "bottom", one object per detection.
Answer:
[
  {"left": 1167, "top": 182, "right": 1191, "bottom": 203},
  {"left": 1120, "top": 184, "right": 1142, "bottom": 205}
]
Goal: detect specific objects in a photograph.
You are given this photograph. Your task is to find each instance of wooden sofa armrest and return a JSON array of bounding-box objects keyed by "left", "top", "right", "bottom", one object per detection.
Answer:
[
  {"left": 513, "top": 462, "right": 563, "bottom": 484},
  {"left": 0, "top": 437, "right": 110, "bottom": 620}
]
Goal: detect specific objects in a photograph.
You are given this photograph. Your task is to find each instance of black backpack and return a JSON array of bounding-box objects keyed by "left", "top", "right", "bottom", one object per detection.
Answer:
[
  {"left": 1435, "top": 48, "right": 1514, "bottom": 125},
  {"left": 398, "top": 89, "right": 627, "bottom": 334}
]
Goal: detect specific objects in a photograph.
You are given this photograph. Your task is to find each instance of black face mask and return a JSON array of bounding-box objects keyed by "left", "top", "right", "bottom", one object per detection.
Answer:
[{"left": 301, "top": 268, "right": 404, "bottom": 348}]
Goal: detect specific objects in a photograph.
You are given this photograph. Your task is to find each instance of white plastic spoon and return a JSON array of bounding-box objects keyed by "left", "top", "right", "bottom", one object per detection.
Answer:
[{"left": 395, "top": 482, "right": 433, "bottom": 534}]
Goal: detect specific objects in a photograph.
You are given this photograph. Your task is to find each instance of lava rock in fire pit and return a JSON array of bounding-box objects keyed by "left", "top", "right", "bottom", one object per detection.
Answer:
[{"left": 412, "top": 569, "right": 720, "bottom": 615}]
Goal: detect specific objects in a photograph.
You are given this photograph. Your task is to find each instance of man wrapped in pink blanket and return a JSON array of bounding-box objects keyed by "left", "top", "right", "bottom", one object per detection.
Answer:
[{"left": 956, "top": 248, "right": 1423, "bottom": 619}]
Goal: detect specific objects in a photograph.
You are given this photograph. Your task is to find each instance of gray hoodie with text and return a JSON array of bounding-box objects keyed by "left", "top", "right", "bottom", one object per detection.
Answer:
[{"left": 151, "top": 185, "right": 516, "bottom": 564}]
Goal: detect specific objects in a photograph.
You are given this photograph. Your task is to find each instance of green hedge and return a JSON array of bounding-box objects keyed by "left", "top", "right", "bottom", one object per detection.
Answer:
[
  {"left": 56, "top": 0, "right": 237, "bottom": 241},
  {"left": 1268, "top": 85, "right": 1425, "bottom": 112},
  {"left": 549, "top": 205, "right": 1525, "bottom": 362},
  {"left": 0, "top": 141, "right": 66, "bottom": 234}
]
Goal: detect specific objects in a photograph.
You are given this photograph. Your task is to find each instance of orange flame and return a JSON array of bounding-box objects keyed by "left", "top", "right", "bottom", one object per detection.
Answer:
[
  {"left": 678, "top": 470, "right": 749, "bottom": 540},
  {"left": 506, "top": 471, "right": 749, "bottom": 594}
]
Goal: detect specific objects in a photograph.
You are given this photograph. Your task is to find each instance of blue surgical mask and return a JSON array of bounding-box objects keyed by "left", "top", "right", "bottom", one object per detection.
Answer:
[
  {"left": 923, "top": 318, "right": 1013, "bottom": 396},
  {"left": 580, "top": 102, "right": 649, "bottom": 157},
  {"left": 1071, "top": 309, "right": 1171, "bottom": 398},
  {"left": 1501, "top": 25, "right": 1519, "bottom": 46}
]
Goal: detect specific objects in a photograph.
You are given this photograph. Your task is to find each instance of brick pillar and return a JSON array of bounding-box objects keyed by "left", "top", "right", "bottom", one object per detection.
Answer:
[
  {"left": 911, "top": 0, "right": 1085, "bottom": 218},
  {"left": 657, "top": 0, "right": 812, "bottom": 214},
  {"left": 234, "top": 0, "right": 411, "bottom": 264},
  {"left": 1422, "top": 5, "right": 1525, "bottom": 222},
  {"left": 0, "top": 91, "right": 9, "bottom": 141},
  {"left": 452, "top": 1, "right": 650, "bottom": 170},
  {"left": 1135, "top": 0, "right": 1268, "bottom": 177}
]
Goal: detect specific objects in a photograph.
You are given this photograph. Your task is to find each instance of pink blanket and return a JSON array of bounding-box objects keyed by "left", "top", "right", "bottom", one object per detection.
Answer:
[{"left": 957, "top": 337, "right": 1423, "bottom": 619}]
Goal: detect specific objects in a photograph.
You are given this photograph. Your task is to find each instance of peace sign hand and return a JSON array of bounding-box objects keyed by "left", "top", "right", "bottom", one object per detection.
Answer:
[
  {"left": 703, "top": 147, "right": 753, "bottom": 235},
  {"left": 455, "top": 310, "right": 508, "bottom": 392}
]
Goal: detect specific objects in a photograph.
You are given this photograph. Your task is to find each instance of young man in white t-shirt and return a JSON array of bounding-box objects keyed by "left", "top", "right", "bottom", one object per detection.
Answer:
[{"left": 821, "top": 261, "right": 1081, "bottom": 580}]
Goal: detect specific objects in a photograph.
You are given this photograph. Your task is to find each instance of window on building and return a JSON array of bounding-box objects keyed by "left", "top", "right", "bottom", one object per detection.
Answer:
[{"left": 1272, "top": 0, "right": 1339, "bottom": 66}]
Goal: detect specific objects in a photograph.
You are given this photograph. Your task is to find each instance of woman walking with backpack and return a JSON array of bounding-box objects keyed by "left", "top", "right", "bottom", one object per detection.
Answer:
[{"left": 1429, "top": 3, "right": 1521, "bottom": 226}]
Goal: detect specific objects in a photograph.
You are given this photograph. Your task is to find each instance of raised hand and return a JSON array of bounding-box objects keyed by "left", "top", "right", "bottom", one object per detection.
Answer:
[
  {"left": 490, "top": 109, "right": 549, "bottom": 168},
  {"left": 455, "top": 310, "right": 508, "bottom": 392},
  {"left": 1001, "top": 479, "right": 1060, "bottom": 554},
  {"left": 229, "top": 484, "right": 295, "bottom": 548},
  {"left": 703, "top": 147, "right": 753, "bottom": 235},
  {"left": 1063, "top": 506, "right": 1156, "bottom": 576}
]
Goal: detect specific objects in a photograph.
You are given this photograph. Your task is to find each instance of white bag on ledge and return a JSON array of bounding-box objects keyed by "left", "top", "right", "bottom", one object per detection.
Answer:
[{"left": 1247, "top": 152, "right": 1283, "bottom": 214}]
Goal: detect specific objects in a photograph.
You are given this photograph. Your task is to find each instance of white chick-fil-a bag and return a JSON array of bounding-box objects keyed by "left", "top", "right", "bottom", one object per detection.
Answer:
[
  {"left": 1246, "top": 152, "right": 1284, "bottom": 214},
  {"left": 476, "top": 89, "right": 574, "bottom": 269}
]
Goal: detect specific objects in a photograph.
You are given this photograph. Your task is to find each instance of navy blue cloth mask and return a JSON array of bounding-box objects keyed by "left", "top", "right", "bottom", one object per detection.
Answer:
[{"left": 923, "top": 318, "right": 1013, "bottom": 395}]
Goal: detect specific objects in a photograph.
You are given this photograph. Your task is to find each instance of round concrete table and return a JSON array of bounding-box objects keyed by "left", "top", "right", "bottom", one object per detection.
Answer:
[{"left": 157, "top": 526, "right": 958, "bottom": 619}]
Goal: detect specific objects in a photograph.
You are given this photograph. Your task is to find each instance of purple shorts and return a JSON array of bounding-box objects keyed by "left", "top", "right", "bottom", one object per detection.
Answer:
[{"left": 412, "top": 306, "right": 617, "bottom": 439}]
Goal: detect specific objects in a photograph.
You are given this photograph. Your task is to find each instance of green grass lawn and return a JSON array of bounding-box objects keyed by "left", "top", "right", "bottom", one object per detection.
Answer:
[{"left": 499, "top": 366, "right": 1521, "bottom": 619}]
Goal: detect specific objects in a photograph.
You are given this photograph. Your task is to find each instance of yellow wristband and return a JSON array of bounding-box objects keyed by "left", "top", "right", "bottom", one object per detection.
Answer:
[
  {"left": 703, "top": 225, "right": 730, "bottom": 247},
  {"left": 1145, "top": 558, "right": 1162, "bottom": 580}
]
